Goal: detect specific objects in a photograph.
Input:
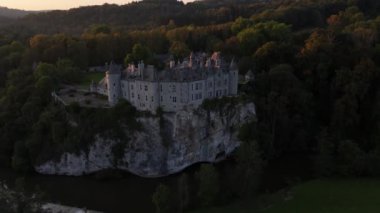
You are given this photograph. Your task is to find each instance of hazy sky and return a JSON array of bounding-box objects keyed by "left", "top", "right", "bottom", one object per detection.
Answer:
[{"left": 1, "top": 0, "right": 194, "bottom": 11}]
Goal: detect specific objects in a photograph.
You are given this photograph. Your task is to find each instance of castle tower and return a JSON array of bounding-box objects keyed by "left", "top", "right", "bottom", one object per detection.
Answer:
[
  {"left": 106, "top": 62, "right": 121, "bottom": 106},
  {"left": 205, "top": 58, "right": 211, "bottom": 68},
  {"left": 189, "top": 52, "right": 194, "bottom": 68},
  {"left": 90, "top": 80, "right": 97, "bottom": 93},
  {"left": 138, "top": 61, "right": 145, "bottom": 79},
  {"left": 211, "top": 52, "right": 221, "bottom": 67},
  {"left": 169, "top": 60, "right": 175, "bottom": 69},
  {"left": 229, "top": 59, "right": 239, "bottom": 95}
]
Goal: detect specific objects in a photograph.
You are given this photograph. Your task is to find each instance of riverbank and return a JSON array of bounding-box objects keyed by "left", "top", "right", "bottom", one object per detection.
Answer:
[
  {"left": 192, "top": 179, "right": 380, "bottom": 213},
  {"left": 0, "top": 153, "right": 312, "bottom": 213},
  {"left": 42, "top": 203, "right": 103, "bottom": 213}
]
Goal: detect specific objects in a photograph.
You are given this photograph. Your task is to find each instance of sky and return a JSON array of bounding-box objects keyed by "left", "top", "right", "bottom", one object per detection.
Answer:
[{"left": 1, "top": 0, "right": 194, "bottom": 11}]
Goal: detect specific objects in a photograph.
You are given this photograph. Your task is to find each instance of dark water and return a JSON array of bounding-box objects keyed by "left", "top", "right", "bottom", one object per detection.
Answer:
[
  {"left": 261, "top": 153, "right": 314, "bottom": 192},
  {"left": 0, "top": 166, "right": 202, "bottom": 213},
  {"left": 0, "top": 153, "right": 313, "bottom": 213}
]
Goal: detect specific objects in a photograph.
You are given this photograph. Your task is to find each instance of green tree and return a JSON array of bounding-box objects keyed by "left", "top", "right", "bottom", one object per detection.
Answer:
[
  {"left": 34, "top": 63, "right": 57, "bottom": 80},
  {"left": 55, "top": 59, "right": 81, "bottom": 83},
  {"left": 177, "top": 173, "right": 190, "bottom": 212},
  {"left": 87, "top": 24, "right": 112, "bottom": 34},
  {"left": 254, "top": 64, "right": 314, "bottom": 157},
  {"left": 169, "top": 41, "right": 190, "bottom": 60},
  {"left": 231, "top": 17, "right": 252, "bottom": 34},
  {"left": 124, "top": 43, "right": 152, "bottom": 65},
  {"left": 34, "top": 76, "right": 54, "bottom": 99},
  {"left": 152, "top": 184, "right": 172, "bottom": 213},
  {"left": 196, "top": 164, "right": 219, "bottom": 207},
  {"left": 11, "top": 141, "right": 31, "bottom": 172},
  {"left": 237, "top": 21, "right": 291, "bottom": 55},
  {"left": 315, "top": 129, "right": 336, "bottom": 177},
  {"left": 234, "top": 140, "right": 264, "bottom": 197},
  {"left": 336, "top": 140, "right": 366, "bottom": 176}
]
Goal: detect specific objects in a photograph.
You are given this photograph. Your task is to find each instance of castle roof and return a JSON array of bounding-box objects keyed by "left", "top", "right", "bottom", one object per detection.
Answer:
[
  {"left": 117, "top": 52, "right": 235, "bottom": 82},
  {"left": 230, "top": 58, "right": 238, "bottom": 70}
]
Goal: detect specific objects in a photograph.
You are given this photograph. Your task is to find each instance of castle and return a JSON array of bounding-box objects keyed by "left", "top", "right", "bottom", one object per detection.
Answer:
[{"left": 92, "top": 52, "right": 239, "bottom": 113}]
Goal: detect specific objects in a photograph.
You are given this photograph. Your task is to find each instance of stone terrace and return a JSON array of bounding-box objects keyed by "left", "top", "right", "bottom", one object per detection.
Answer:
[{"left": 53, "top": 85, "right": 110, "bottom": 108}]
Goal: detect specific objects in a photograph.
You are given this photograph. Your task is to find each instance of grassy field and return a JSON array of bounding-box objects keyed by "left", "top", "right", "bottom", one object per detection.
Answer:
[
  {"left": 192, "top": 179, "right": 380, "bottom": 213},
  {"left": 80, "top": 72, "right": 105, "bottom": 88}
]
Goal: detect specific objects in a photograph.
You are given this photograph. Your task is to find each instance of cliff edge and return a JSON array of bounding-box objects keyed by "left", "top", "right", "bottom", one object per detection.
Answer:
[{"left": 35, "top": 102, "right": 256, "bottom": 177}]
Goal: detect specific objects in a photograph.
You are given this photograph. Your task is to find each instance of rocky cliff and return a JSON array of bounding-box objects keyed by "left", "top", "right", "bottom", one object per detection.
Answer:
[{"left": 35, "top": 102, "right": 256, "bottom": 177}]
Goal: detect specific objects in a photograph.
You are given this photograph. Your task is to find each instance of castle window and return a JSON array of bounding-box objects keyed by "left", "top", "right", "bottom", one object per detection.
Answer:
[
  {"left": 145, "top": 85, "right": 148, "bottom": 91},
  {"left": 152, "top": 96, "right": 154, "bottom": 102},
  {"left": 132, "top": 93, "right": 134, "bottom": 98},
  {"left": 138, "top": 94, "right": 140, "bottom": 100},
  {"left": 131, "top": 85, "right": 134, "bottom": 90},
  {"left": 140, "top": 85, "right": 142, "bottom": 90},
  {"left": 146, "top": 96, "right": 148, "bottom": 101},
  {"left": 172, "top": 85, "right": 176, "bottom": 92},
  {"left": 173, "top": 97, "right": 177, "bottom": 103},
  {"left": 113, "top": 83, "right": 116, "bottom": 87}
]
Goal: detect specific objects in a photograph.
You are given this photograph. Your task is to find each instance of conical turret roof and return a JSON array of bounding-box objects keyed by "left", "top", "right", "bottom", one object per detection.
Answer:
[{"left": 229, "top": 58, "right": 238, "bottom": 70}]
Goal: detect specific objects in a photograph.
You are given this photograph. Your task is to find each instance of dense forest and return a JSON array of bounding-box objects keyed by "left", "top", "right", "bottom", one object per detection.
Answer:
[
  {"left": 2, "top": 0, "right": 380, "bottom": 211},
  {"left": 0, "top": 0, "right": 285, "bottom": 36}
]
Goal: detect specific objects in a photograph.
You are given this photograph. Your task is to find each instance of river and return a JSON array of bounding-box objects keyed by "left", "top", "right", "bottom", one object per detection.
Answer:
[
  {"left": 0, "top": 153, "right": 312, "bottom": 213},
  {"left": 0, "top": 167, "right": 181, "bottom": 213}
]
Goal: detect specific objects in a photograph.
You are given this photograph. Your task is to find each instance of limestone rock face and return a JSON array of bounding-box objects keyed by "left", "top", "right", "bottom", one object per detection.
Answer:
[{"left": 35, "top": 102, "right": 256, "bottom": 177}]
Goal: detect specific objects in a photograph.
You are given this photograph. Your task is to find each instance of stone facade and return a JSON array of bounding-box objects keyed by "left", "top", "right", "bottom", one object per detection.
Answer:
[{"left": 93, "top": 52, "right": 239, "bottom": 113}]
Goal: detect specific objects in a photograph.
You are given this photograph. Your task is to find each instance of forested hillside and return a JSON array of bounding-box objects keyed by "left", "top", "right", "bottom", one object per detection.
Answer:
[
  {"left": 1, "top": 0, "right": 380, "bottom": 212},
  {"left": 0, "top": 0, "right": 272, "bottom": 35},
  {"left": 0, "top": 6, "right": 34, "bottom": 18}
]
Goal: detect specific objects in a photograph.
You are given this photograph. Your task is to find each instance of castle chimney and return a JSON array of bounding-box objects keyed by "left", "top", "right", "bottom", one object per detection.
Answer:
[
  {"left": 189, "top": 52, "right": 194, "bottom": 68},
  {"left": 170, "top": 60, "right": 175, "bottom": 69},
  {"left": 138, "top": 61, "right": 145, "bottom": 79}
]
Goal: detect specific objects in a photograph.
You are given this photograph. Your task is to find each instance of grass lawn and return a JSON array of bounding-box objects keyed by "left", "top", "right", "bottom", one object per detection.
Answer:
[
  {"left": 80, "top": 72, "right": 105, "bottom": 88},
  {"left": 192, "top": 179, "right": 380, "bottom": 213}
]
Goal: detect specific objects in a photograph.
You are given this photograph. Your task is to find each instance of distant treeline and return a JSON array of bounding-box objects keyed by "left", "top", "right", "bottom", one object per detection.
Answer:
[{"left": 0, "top": 0, "right": 289, "bottom": 36}]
